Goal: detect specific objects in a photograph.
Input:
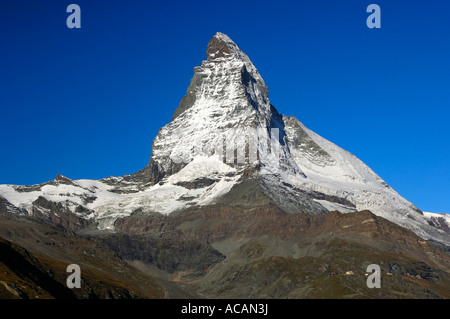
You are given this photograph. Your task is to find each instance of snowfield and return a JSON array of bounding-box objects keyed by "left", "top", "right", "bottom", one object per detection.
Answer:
[{"left": 0, "top": 155, "right": 242, "bottom": 230}]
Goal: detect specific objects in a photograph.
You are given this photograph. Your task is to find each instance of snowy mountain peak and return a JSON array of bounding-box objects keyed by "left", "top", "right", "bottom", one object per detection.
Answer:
[
  {"left": 207, "top": 32, "right": 238, "bottom": 61},
  {"left": 149, "top": 32, "right": 284, "bottom": 183},
  {"left": 0, "top": 33, "right": 449, "bottom": 246},
  {"left": 205, "top": 32, "right": 268, "bottom": 106},
  {"left": 171, "top": 32, "right": 268, "bottom": 121},
  {"left": 207, "top": 32, "right": 255, "bottom": 66}
]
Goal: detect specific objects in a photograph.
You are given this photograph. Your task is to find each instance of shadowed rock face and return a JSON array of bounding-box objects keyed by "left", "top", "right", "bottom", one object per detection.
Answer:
[
  {"left": 426, "top": 215, "right": 450, "bottom": 235},
  {"left": 206, "top": 33, "right": 234, "bottom": 61},
  {"left": 94, "top": 234, "right": 225, "bottom": 275},
  {"left": 32, "top": 196, "right": 94, "bottom": 232},
  {"left": 0, "top": 212, "right": 165, "bottom": 299},
  {"left": 0, "top": 196, "right": 27, "bottom": 215},
  {"left": 0, "top": 238, "right": 76, "bottom": 299}
]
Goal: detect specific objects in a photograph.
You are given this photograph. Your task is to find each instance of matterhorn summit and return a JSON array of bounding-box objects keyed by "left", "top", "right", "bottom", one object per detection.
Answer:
[{"left": 0, "top": 32, "right": 448, "bottom": 246}]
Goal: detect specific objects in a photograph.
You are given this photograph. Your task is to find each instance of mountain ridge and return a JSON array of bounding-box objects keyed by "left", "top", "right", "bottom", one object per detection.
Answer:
[{"left": 0, "top": 32, "right": 448, "bottom": 246}]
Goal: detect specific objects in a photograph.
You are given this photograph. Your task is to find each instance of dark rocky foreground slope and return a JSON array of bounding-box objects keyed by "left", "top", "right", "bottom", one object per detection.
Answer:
[
  {"left": 0, "top": 212, "right": 164, "bottom": 299},
  {"left": 1, "top": 197, "right": 449, "bottom": 299},
  {"left": 112, "top": 204, "right": 450, "bottom": 298}
]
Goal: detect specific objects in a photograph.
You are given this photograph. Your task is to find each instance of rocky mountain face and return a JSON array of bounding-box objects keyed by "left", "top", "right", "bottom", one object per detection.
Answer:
[
  {"left": 0, "top": 32, "right": 449, "bottom": 299},
  {"left": 0, "top": 211, "right": 164, "bottom": 299}
]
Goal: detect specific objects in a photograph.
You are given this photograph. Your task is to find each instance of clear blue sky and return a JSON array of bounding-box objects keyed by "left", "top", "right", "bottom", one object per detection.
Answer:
[{"left": 1, "top": 0, "right": 449, "bottom": 213}]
